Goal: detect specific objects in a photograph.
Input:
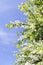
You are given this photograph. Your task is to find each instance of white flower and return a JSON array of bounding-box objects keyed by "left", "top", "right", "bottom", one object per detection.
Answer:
[
  {"left": 21, "top": 25, "right": 25, "bottom": 28},
  {"left": 19, "top": 35, "right": 27, "bottom": 40},
  {"left": 24, "top": 12, "right": 28, "bottom": 15},
  {"left": 42, "top": 10, "right": 43, "bottom": 13},
  {"left": 38, "top": 50, "right": 43, "bottom": 55},
  {"left": 25, "top": 62, "right": 33, "bottom": 65},
  {"left": 25, "top": 62, "right": 29, "bottom": 65},
  {"left": 21, "top": 43, "right": 27, "bottom": 46}
]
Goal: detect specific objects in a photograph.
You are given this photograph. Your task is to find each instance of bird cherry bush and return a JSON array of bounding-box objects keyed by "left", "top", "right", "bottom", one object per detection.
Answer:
[{"left": 6, "top": 0, "right": 43, "bottom": 65}]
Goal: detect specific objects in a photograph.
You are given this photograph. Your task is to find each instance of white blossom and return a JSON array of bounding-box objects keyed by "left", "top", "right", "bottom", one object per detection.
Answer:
[{"left": 25, "top": 62, "right": 29, "bottom": 65}]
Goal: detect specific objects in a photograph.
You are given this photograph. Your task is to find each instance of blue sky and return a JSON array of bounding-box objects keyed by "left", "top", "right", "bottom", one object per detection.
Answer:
[{"left": 0, "top": 0, "right": 25, "bottom": 65}]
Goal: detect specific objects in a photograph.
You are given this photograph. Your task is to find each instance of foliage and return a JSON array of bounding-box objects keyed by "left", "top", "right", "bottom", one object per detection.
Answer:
[{"left": 6, "top": 0, "right": 43, "bottom": 65}]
